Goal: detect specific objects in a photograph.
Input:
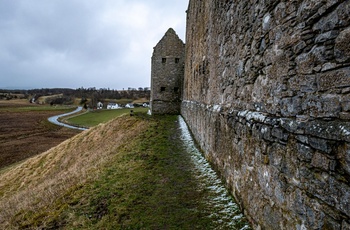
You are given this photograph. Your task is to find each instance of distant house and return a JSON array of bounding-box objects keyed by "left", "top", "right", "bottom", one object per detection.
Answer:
[
  {"left": 97, "top": 102, "right": 103, "bottom": 109},
  {"left": 125, "top": 103, "right": 134, "bottom": 108},
  {"left": 107, "top": 103, "right": 120, "bottom": 109}
]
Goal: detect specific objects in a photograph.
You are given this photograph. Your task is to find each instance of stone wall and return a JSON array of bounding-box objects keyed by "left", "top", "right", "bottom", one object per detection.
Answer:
[
  {"left": 151, "top": 28, "right": 185, "bottom": 115},
  {"left": 182, "top": 1, "right": 350, "bottom": 229}
]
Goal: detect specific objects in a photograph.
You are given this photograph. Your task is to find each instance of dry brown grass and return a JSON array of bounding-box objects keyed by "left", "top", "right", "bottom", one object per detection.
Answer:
[
  {"left": 0, "top": 114, "right": 148, "bottom": 229},
  {"left": 132, "top": 97, "right": 149, "bottom": 103},
  {"left": 0, "top": 99, "right": 32, "bottom": 106},
  {"left": 37, "top": 94, "right": 63, "bottom": 104}
]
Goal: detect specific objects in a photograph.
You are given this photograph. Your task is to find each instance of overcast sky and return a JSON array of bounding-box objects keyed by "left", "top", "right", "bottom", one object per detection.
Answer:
[{"left": 0, "top": 0, "right": 188, "bottom": 90}]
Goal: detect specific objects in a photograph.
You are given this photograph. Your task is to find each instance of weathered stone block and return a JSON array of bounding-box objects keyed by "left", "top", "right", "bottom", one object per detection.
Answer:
[
  {"left": 296, "top": 52, "right": 314, "bottom": 74},
  {"left": 321, "top": 62, "right": 337, "bottom": 72},
  {"left": 322, "top": 216, "right": 342, "bottom": 230},
  {"left": 335, "top": 27, "right": 350, "bottom": 63},
  {"left": 317, "top": 68, "right": 350, "bottom": 91},
  {"left": 342, "top": 98, "right": 350, "bottom": 111},
  {"left": 261, "top": 125, "right": 274, "bottom": 142},
  {"left": 296, "top": 135, "right": 309, "bottom": 144},
  {"left": 311, "top": 151, "right": 330, "bottom": 170},
  {"left": 309, "top": 137, "right": 333, "bottom": 154},
  {"left": 316, "top": 30, "right": 339, "bottom": 43},
  {"left": 302, "top": 94, "right": 341, "bottom": 118},
  {"left": 263, "top": 13, "right": 272, "bottom": 31},
  {"left": 339, "top": 112, "right": 350, "bottom": 120},
  {"left": 342, "top": 220, "right": 350, "bottom": 230},
  {"left": 305, "top": 120, "right": 350, "bottom": 142},
  {"left": 262, "top": 204, "right": 283, "bottom": 229},
  {"left": 297, "top": 143, "right": 313, "bottom": 162},
  {"left": 337, "top": 143, "right": 350, "bottom": 177},
  {"left": 313, "top": 10, "right": 338, "bottom": 32},
  {"left": 280, "top": 118, "right": 304, "bottom": 134},
  {"left": 300, "top": 49, "right": 324, "bottom": 74},
  {"left": 289, "top": 75, "right": 317, "bottom": 93},
  {"left": 280, "top": 97, "right": 302, "bottom": 117},
  {"left": 342, "top": 87, "right": 350, "bottom": 94},
  {"left": 297, "top": 0, "right": 323, "bottom": 21},
  {"left": 305, "top": 200, "right": 326, "bottom": 229},
  {"left": 293, "top": 41, "right": 307, "bottom": 54},
  {"left": 272, "top": 127, "right": 288, "bottom": 141}
]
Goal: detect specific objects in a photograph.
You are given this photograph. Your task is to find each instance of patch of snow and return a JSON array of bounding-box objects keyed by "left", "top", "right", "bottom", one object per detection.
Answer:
[
  {"left": 340, "top": 126, "right": 350, "bottom": 136},
  {"left": 238, "top": 110, "right": 248, "bottom": 117},
  {"left": 246, "top": 111, "right": 266, "bottom": 123},
  {"left": 213, "top": 104, "right": 221, "bottom": 112},
  {"left": 292, "top": 177, "right": 300, "bottom": 186},
  {"left": 178, "top": 116, "right": 249, "bottom": 228},
  {"left": 263, "top": 170, "right": 269, "bottom": 178},
  {"left": 261, "top": 127, "right": 268, "bottom": 134}
]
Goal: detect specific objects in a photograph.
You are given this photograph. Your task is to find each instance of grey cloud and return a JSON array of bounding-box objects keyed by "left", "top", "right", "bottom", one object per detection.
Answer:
[{"left": 0, "top": 0, "right": 188, "bottom": 89}]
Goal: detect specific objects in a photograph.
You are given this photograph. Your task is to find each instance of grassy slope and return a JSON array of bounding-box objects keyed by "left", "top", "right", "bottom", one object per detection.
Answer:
[
  {"left": 0, "top": 114, "right": 147, "bottom": 229},
  {"left": 37, "top": 94, "right": 64, "bottom": 104},
  {"left": 0, "top": 113, "right": 249, "bottom": 229}
]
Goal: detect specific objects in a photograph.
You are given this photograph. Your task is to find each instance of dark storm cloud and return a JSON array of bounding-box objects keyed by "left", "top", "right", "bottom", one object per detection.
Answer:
[{"left": 0, "top": 0, "right": 187, "bottom": 89}]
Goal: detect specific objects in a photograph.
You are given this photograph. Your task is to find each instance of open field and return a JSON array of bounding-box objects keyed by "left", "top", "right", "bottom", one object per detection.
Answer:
[
  {"left": 0, "top": 113, "right": 250, "bottom": 229},
  {"left": 0, "top": 100, "right": 80, "bottom": 169},
  {"left": 65, "top": 107, "right": 148, "bottom": 127}
]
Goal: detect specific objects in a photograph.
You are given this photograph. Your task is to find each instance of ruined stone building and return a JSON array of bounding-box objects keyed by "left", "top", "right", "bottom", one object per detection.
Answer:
[
  {"left": 150, "top": 28, "right": 185, "bottom": 115},
  {"left": 151, "top": 1, "right": 350, "bottom": 229}
]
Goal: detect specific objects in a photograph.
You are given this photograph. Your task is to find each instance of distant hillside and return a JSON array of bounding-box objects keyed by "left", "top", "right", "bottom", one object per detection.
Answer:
[{"left": 0, "top": 87, "right": 150, "bottom": 108}]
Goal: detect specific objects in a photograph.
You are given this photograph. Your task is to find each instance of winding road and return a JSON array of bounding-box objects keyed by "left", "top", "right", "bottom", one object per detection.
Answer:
[{"left": 48, "top": 106, "right": 88, "bottom": 131}]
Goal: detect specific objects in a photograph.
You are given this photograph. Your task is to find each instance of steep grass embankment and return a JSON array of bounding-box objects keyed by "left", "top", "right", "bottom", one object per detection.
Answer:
[{"left": 0, "top": 114, "right": 147, "bottom": 229}]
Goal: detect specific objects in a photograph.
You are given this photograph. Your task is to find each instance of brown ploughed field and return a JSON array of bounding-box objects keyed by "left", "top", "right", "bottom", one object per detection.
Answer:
[{"left": 0, "top": 100, "right": 81, "bottom": 169}]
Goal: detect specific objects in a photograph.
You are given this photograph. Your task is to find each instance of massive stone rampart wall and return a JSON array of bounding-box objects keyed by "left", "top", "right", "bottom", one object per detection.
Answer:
[{"left": 182, "top": 1, "right": 350, "bottom": 229}]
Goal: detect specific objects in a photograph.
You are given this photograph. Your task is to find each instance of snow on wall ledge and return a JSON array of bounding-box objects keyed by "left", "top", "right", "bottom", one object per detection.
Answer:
[{"left": 182, "top": 1, "right": 350, "bottom": 229}]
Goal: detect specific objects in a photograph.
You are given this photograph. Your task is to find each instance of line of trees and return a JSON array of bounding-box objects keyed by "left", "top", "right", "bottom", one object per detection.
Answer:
[{"left": 0, "top": 87, "right": 150, "bottom": 106}]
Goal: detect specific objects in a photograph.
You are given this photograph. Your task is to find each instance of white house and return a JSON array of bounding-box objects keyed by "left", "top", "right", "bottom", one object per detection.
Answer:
[
  {"left": 125, "top": 103, "right": 134, "bottom": 108},
  {"left": 107, "top": 103, "right": 120, "bottom": 109},
  {"left": 97, "top": 102, "right": 103, "bottom": 109}
]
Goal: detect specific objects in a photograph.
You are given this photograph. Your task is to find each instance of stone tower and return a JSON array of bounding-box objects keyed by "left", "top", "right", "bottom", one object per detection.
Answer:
[{"left": 150, "top": 28, "right": 185, "bottom": 115}]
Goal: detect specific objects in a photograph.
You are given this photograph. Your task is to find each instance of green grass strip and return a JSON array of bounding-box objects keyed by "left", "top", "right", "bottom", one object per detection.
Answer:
[{"left": 66, "top": 107, "right": 148, "bottom": 127}]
